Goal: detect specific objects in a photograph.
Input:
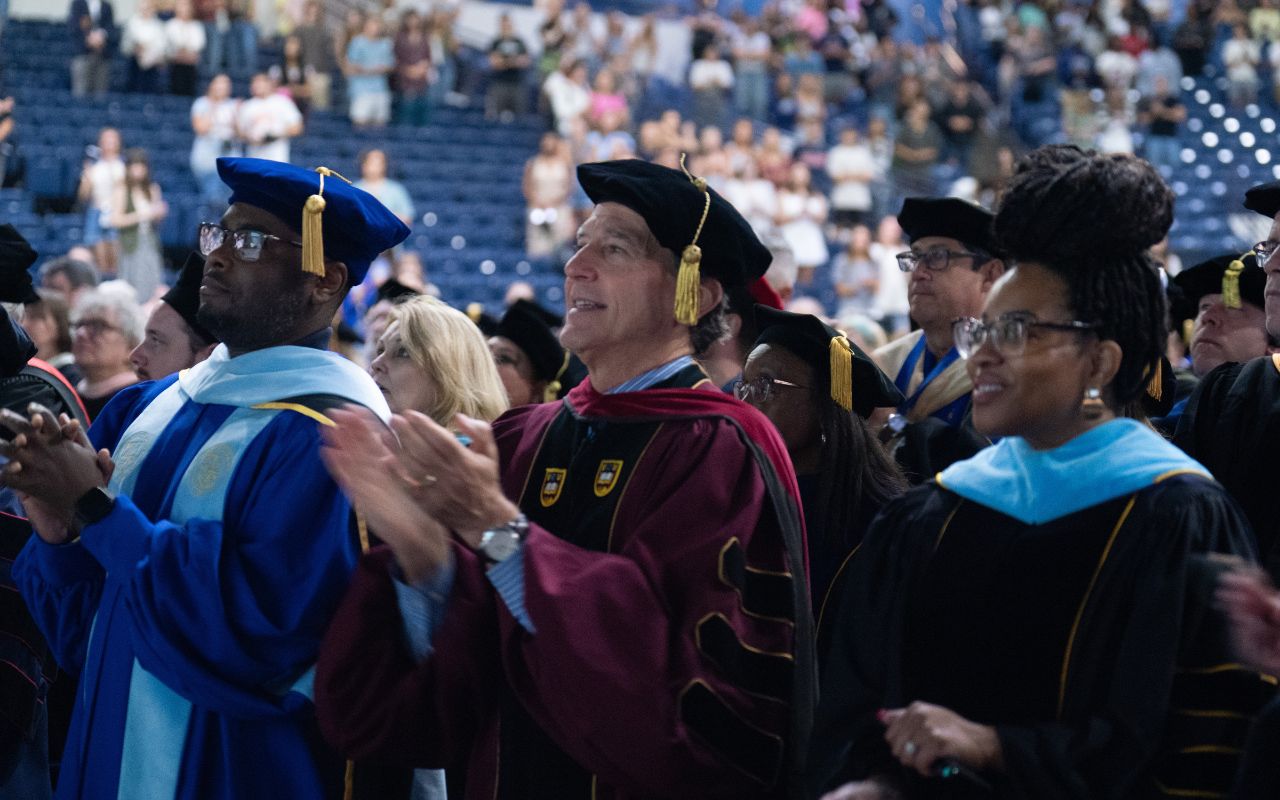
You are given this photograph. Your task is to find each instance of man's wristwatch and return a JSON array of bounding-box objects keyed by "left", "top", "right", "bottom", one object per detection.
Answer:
[
  {"left": 478, "top": 514, "right": 529, "bottom": 564},
  {"left": 72, "top": 486, "right": 115, "bottom": 530}
]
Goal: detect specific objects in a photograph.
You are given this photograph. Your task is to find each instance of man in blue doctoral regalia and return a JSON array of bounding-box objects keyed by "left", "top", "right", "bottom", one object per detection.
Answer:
[{"left": 3, "top": 157, "right": 409, "bottom": 798}]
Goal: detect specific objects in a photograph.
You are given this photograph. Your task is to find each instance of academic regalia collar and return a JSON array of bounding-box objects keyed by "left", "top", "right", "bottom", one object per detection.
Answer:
[
  {"left": 179, "top": 343, "right": 390, "bottom": 420},
  {"left": 937, "top": 418, "right": 1211, "bottom": 524}
]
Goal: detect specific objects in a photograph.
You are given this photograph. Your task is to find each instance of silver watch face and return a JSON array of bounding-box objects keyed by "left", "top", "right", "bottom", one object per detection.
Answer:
[{"left": 481, "top": 528, "right": 522, "bottom": 562}]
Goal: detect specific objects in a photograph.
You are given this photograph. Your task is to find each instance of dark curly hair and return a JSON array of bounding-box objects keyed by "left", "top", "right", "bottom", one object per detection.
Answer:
[{"left": 993, "top": 145, "right": 1173, "bottom": 407}]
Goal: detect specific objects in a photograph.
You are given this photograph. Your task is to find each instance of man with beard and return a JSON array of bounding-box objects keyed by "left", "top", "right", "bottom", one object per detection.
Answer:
[
  {"left": 128, "top": 253, "right": 218, "bottom": 383},
  {"left": 1175, "top": 183, "right": 1280, "bottom": 579},
  {"left": 6, "top": 157, "right": 408, "bottom": 799}
]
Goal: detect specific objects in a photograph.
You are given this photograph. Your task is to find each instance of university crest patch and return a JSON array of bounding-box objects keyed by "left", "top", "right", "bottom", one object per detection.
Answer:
[
  {"left": 593, "top": 460, "right": 624, "bottom": 497},
  {"left": 540, "top": 468, "right": 567, "bottom": 507}
]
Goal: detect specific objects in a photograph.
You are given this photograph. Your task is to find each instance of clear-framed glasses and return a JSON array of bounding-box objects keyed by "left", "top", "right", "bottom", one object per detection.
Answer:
[
  {"left": 198, "top": 222, "right": 303, "bottom": 262},
  {"left": 732, "top": 375, "right": 809, "bottom": 404},
  {"left": 896, "top": 248, "right": 982, "bottom": 273},
  {"left": 953, "top": 313, "right": 1098, "bottom": 359},
  {"left": 1252, "top": 240, "right": 1279, "bottom": 268}
]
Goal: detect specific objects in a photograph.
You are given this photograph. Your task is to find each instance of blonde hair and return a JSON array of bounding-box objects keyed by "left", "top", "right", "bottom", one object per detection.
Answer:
[{"left": 390, "top": 296, "right": 510, "bottom": 425}]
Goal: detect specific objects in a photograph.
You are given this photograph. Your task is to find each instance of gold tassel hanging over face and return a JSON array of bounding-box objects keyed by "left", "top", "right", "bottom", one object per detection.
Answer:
[
  {"left": 301, "top": 167, "right": 352, "bottom": 277},
  {"left": 676, "top": 154, "right": 712, "bottom": 326},
  {"left": 1221, "top": 252, "right": 1250, "bottom": 309},
  {"left": 830, "top": 335, "right": 854, "bottom": 412}
]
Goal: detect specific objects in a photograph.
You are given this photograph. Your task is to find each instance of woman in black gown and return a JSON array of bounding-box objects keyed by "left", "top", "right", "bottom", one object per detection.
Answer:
[
  {"left": 809, "top": 146, "right": 1268, "bottom": 799},
  {"left": 736, "top": 306, "right": 905, "bottom": 652}
]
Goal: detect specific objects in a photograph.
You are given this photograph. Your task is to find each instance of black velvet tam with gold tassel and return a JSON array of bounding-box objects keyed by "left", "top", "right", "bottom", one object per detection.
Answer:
[
  {"left": 576, "top": 159, "right": 772, "bottom": 324},
  {"left": 751, "top": 305, "right": 903, "bottom": 419}
]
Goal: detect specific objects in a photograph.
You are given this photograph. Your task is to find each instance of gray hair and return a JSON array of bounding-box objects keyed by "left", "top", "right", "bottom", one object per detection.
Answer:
[{"left": 72, "top": 287, "right": 145, "bottom": 348}]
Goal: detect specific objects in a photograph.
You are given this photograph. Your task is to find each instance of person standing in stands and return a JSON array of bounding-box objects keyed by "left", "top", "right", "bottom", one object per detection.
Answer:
[
  {"left": 738, "top": 306, "right": 905, "bottom": 656},
  {"left": 485, "top": 14, "right": 531, "bottom": 121},
  {"left": 874, "top": 197, "right": 1004, "bottom": 481},
  {"left": 314, "top": 158, "right": 815, "bottom": 797},
  {"left": 237, "top": 73, "right": 303, "bottom": 163},
  {"left": 77, "top": 128, "right": 125, "bottom": 278},
  {"left": 165, "top": 0, "right": 205, "bottom": 97},
  {"left": 68, "top": 0, "right": 115, "bottom": 97},
  {"left": 121, "top": 0, "right": 169, "bottom": 95},
  {"left": 1175, "top": 182, "right": 1280, "bottom": 579},
  {"left": 129, "top": 254, "right": 218, "bottom": 382},
  {"left": 812, "top": 145, "right": 1264, "bottom": 800},
  {"left": 7, "top": 157, "right": 409, "bottom": 799}
]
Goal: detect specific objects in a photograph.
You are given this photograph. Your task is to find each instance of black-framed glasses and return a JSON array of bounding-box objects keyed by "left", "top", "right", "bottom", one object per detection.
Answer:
[
  {"left": 896, "top": 248, "right": 982, "bottom": 273},
  {"left": 1252, "top": 240, "right": 1279, "bottom": 268},
  {"left": 732, "top": 375, "right": 808, "bottom": 404},
  {"left": 198, "top": 222, "right": 303, "bottom": 262},
  {"left": 953, "top": 314, "right": 1098, "bottom": 359}
]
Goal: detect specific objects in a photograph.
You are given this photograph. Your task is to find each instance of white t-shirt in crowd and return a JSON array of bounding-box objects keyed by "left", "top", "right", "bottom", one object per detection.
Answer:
[
  {"left": 87, "top": 157, "right": 125, "bottom": 214},
  {"left": 237, "top": 93, "right": 303, "bottom": 163},
  {"left": 166, "top": 18, "right": 206, "bottom": 58},
  {"left": 123, "top": 16, "right": 169, "bottom": 69},
  {"left": 689, "top": 58, "right": 734, "bottom": 90},
  {"left": 827, "top": 142, "right": 877, "bottom": 212}
]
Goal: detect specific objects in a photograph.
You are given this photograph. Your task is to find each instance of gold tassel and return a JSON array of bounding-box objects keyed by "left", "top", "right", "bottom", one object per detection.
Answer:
[
  {"left": 676, "top": 154, "right": 712, "bottom": 326},
  {"left": 1145, "top": 359, "right": 1163, "bottom": 401},
  {"left": 542, "top": 350, "right": 572, "bottom": 403},
  {"left": 301, "top": 193, "right": 327, "bottom": 276},
  {"left": 1181, "top": 318, "right": 1194, "bottom": 346},
  {"left": 301, "top": 167, "right": 353, "bottom": 277},
  {"left": 675, "top": 244, "right": 702, "bottom": 325},
  {"left": 1222, "top": 253, "right": 1248, "bottom": 309},
  {"left": 830, "top": 335, "right": 854, "bottom": 412},
  {"left": 466, "top": 302, "right": 484, "bottom": 324}
]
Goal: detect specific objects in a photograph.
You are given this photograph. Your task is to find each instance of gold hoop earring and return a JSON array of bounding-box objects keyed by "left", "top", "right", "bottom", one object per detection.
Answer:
[{"left": 1081, "top": 387, "right": 1104, "bottom": 420}]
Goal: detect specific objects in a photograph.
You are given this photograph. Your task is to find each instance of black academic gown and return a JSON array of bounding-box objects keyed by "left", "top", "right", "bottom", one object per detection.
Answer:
[
  {"left": 809, "top": 476, "right": 1268, "bottom": 799},
  {"left": 1174, "top": 354, "right": 1280, "bottom": 578}
]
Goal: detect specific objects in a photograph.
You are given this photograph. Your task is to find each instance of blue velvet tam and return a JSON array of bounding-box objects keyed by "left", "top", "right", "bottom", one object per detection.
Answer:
[{"left": 216, "top": 157, "right": 411, "bottom": 284}]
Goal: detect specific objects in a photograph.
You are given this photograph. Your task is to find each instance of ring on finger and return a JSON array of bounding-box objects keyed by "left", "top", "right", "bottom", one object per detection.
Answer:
[
  {"left": 903, "top": 741, "right": 918, "bottom": 757},
  {"left": 422, "top": 474, "right": 438, "bottom": 485}
]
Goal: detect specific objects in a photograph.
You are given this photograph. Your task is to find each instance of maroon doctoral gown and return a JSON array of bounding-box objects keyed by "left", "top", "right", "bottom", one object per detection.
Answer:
[{"left": 314, "top": 362, "right": 816, "bottom": 798}]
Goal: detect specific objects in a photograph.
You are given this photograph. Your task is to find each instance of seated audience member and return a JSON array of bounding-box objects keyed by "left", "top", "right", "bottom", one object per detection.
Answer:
[
  {"left": 739, "top": 306, "right": 905, "bottom": 656},
  {"left": 488, "top": 299, "right": 568, "bottom": 406},
  {"left": 129, "top": 253, "right": 218, "bottom": 382},
  {"left": 68, "top": 285, "right": 143, "bottom": 420},
  {"left": 810, "top": 145, "right": 1266, "bottom": 800},
  {"left": 25, "top": 289, "right": 78, "bottom": 385}
]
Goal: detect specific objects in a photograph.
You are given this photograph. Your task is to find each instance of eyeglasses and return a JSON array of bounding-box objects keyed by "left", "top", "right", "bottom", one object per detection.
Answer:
[
  {"left": 198, "top": 222, "right": 303, "bottom": 262},
  {"left": 1252, "top": 240, "right": 1279, "bottom": 268},
  {"left": 953, "top": 314, "right": 1098, "bottom": 359},
  {"left": 732, "top": 375, "right": 808, "bottom": 404},
  {"left": 896, "top": 248, "right": 983, "bottom": 273},
  {"left": 71, "top": 318, "right": 120, "bottom": 337}
]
